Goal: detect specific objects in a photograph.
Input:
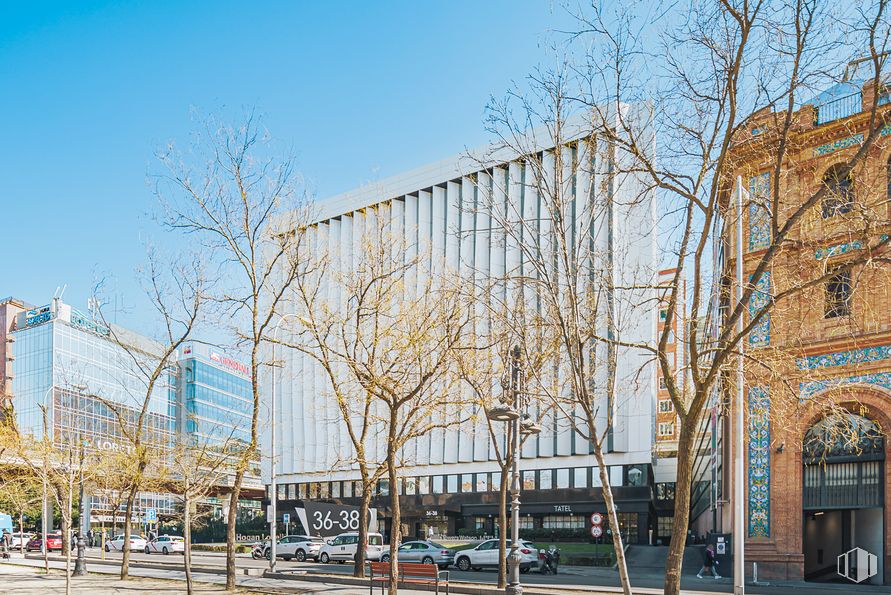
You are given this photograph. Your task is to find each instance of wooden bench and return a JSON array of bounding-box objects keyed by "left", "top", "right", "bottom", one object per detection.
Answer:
[{"left": 367, "top": 561, "right": 450, "bottom": 594}]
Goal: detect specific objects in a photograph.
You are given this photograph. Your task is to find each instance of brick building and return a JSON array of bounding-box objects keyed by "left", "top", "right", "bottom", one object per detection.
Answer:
[{"left": 726, "top": 75, "right": 891, "bottom": 586}]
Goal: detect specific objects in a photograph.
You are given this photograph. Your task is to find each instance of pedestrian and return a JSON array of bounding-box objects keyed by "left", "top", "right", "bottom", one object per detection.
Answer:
[
  {"left": 87, "top": 529, "right": 94, "bottom": 548},
  {"left": 697, "top": 544, "right": 721, "bottom": 579},
  {"left": 1, "top": 529, "right": 11, "bottom": 559}
]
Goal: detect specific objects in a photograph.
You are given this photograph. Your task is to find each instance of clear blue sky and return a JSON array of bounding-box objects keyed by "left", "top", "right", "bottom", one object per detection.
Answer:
[{"left": 1, "top": 1, "right": 571, "bottom": 331}]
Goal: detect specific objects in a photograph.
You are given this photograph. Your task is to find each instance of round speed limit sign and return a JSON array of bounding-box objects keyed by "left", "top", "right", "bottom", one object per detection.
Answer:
[
  {"left": 591, "top": 525, "right": 604, "bottom": 538},
  {"left": 590, "top": 513, "right": 604, "bottom": 526}
]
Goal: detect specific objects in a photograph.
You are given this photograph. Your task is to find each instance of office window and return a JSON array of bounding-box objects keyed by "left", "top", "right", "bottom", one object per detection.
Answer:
[
  {"left": 522, "top": 470, "right": 536, "bottom": 490},
  {"left": 659, "top": 308, "right": 668, "bottom": 321},
  {"left": 539, "top": 469, "right": 553, "bottom": 490},
  {"left": 573, "top": 467, "right": 588, "bottom": 488},
  {"left": 491, "top": 472, "right": 502, "bottom": 490},
  {"left": 556, "top": 468, "right": 570, "bottom": 489},
  {"left": 822, "top": 165, "right": 854, "bottom": 218},
  {"left": 299, "top": 483, "right": 308, "bottom": 499},
  {"left": 377, "top": 480, "right": 389, "bottom": 496},
  {"left": 277, "top": 484, "right": 286, "bottom": 499},
  {"left": 433, "top": 476, "right": 444, "bottom": 494},
  {"left": 447, "top": 475, "right": 458, "bottom": 493},
  {"left": 404, "top": 477, "right": 417, "bottom": 495},
  {"left": 319, "top": 482, "right": 330, "bottom": 498},
  {"left": 287, "top": 484, "right": 296, "bottom": 500},
  {"left": 825, "top": 268, "right": 852, "bottom": 318},
  {"left": 476, "top": 474, "right": 487, "bottom": 492},
  {"left": 658, "top": 377, "right": 667, "bottom": 390},
  {"left": 461, "top": 474, "right": 473, "bottom": 493},
  {"left": 659, "top": 422, "right": 675, "bottom": 436},
  {"left": 418, "top": 476, "right": 430, "bottom": 495},
  {"left": 332, "top": 481, "right": 341, "bottom": 498},
  {"left": 659, "top": 399, "right": 674, "bottom": 413}
]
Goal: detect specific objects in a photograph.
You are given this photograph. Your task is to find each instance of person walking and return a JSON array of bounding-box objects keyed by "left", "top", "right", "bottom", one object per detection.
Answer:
[
  {"left": 697, "top": 544, "right": 721, "bottom": 579},
  {"left": 1, "top": 529, "right": 11, "bottom": 559}
]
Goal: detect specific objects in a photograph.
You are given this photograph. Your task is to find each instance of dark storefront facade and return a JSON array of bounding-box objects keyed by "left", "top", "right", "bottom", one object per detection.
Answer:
[{"left": 272, "top": 463, "right": 656, "bottom": 545}]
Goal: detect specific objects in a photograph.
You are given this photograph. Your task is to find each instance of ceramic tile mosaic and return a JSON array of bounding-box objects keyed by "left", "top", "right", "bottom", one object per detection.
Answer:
[
  {"left": 748, "top": 386, "right": 771, "bottom": 538},
  {"left": 748, "top": 173, "right": 771, "bottom": 251},
  {"left": 748, "top": 271, "right": 771, "bottom": 347}
]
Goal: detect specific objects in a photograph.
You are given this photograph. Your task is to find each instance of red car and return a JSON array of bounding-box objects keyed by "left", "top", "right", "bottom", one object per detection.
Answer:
[{"left": 26, "top": 533, "right": 63, "bottom": 552}]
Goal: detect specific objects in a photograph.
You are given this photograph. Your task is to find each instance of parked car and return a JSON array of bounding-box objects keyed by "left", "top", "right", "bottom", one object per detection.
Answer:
[
  {"left": 144, "top": 535, "right": 184, "bottom": 555},
  {"left": 318, "top": 532, "right": 386, "bottom": 563},
  {"left": 396, "top": 540, "right": 455, "bottom": 569},
  {"left": 26, "top": 533, "right": 63, "bottom": 552},
  {"left": 105, "top": 534, "right": 147, "bottom": 552},
  {"left": 265, "top": 534, "right": 325, "bottom": 562},
  {"left": 453, "top": 539, "right": 538, "bottom": 572},
  {"left": 9, "top": 532, "right": 35, "bottom": 548}
]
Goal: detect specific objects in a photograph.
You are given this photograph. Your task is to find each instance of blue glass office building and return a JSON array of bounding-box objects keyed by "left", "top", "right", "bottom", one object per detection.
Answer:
[{"left": 176, "top": 343, "right": 252, "bottom": 447}]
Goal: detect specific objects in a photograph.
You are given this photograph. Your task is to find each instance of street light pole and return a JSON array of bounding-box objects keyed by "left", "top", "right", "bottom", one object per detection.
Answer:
[
  {"left": 74, "top": 440, "right": 87, "bottom": 576},
  {"left": 40, "top": 385, "right": 54, "bottom": 569},
  {"left": 733, "top": 176, "right": 746, "bottom": 595},
  {"left": 506, "top": 346, "right": 522, "bottom": 595}
]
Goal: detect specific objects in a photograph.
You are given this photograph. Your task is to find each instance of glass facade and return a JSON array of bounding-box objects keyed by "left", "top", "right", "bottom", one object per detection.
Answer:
[{"left": 177, "top": 349, "right": 252, "bottom": 447}]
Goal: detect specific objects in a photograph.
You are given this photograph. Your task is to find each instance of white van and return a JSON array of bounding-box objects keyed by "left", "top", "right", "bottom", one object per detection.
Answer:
[{"left": 317, "top": 532, "right": 387, "bottom": 563}]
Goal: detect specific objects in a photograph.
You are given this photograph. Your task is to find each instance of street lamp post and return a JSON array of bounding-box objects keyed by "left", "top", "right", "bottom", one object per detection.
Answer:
[
  {"left": 73, "top": 440, "right": 87, "bottom": 576},
  {"left": 39, "top": 385, "right": 54, "bottom": 567},
  {"left": 487, "top": 346, "right": 539, "bottom": 595}
]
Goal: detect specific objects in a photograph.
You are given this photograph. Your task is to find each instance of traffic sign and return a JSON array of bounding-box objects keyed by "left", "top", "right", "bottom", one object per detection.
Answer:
[
  {"left": 283, "top": 513, "right": 290, "bottom": 524},
  {"left": 590, "top": 512, "right": 603, "bottom": 526},
  {"left": 145, "top": 508, "right": 157, "bottom": 523},
  {"left": 591, "top": 525, "right": 604, "bottom": 538}
]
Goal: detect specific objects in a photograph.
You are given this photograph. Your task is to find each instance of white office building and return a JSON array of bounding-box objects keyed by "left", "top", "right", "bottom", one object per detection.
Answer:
[{"left": 265, "top": 111, "right": 660, "bottom": 543}]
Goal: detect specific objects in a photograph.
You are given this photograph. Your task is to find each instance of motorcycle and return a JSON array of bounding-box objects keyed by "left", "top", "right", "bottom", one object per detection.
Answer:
[
  {"left": 250, "top": 541, "right": 268, "bottom": 560},
  {"left": 537, "top": 545, "right": 560, "bottom": 574}
]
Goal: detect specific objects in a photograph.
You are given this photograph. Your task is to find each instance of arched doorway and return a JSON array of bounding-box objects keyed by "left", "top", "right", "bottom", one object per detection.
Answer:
[{"left": 802, "top": 412, "right": 885, "bottom": 584}]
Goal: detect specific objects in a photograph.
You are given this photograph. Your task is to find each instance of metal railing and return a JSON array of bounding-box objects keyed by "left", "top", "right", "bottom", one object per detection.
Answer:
[{"left": 814, "top": 92, "right": 862, "bottom": 125}]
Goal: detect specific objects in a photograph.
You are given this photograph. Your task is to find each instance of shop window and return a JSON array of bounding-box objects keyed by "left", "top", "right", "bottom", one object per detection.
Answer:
[
  {"left": 474, "top": 517, "right": 488, "bottom": 532},
  {"left": 573, "top": 467, "right": 588, "bottom": 488},
  {"left": 522, "top": 470, "right": 536, "bottom": 490},
  {"left": 447, "top": 475, "right": 458, "bottom": 493},
  {"left": 556, "top": 468, "right": 570, "bottom": 489},
  {"left": 615, "top": 512, "right": 640, "bottom": 544},
  {"left": 822, "top": 165, "right": 854, "bottom": 218},
  {"left": 825, "top": 268, "right": 852, "bottom": 318},
  {"left": 542, "top": 514, "right": 585, "bottom": 529},
  {"left": 433, "top": 476, "right": 444, "bottom": 494},
  {"left": 518, "top": 516, "right": 534, "bottom": 530},
  {"left": 539, "top": 469, "right": 553, "bottom": 490},
  {"left": 655, "top": 482, "right": 676, "bottom": 501},
  {"left": 418, "top": 476, "right": 430, "bottom": 495},
  {"left": 657, "top": 516, "right": 674, "bottom": 538}
]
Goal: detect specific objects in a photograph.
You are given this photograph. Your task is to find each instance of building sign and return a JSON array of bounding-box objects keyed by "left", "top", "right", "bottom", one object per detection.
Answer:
[
  {"left": 553, "top": 505, "right": 572, "bottom": 513},
  {"left": 209, "top": 351, "right": 252, "bottom": 379},
  {"left": 24, "top": 305, "right": 52, "bottom": 327},
  {"left": 294, "top": 501, "right": 378, "bottom": 537}
]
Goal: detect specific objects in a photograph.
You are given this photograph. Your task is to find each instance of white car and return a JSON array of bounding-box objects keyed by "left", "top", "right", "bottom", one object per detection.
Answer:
[
  {"left": 9, "top": 532, "right": 34, "bottom": 548},
  {"left": 144, "top": 535, "right": 184, "bottom": 555},
  {"left": 267, "top": 534, "right": 325, "bottom": 562},
  {"left": 454, "top": 539, "right": 538, "bottom": 572},
  {"left": 105, "top": 534, "right": 147, "bottom": 552},
  {"left": 318, "top": 532, "right": 387, "bottom": 563}
]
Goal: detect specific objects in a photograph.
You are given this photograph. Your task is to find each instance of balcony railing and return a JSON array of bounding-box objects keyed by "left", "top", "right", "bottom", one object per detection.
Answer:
[{"left": 814, "top": 92, "right": 862, "bottom": 125}]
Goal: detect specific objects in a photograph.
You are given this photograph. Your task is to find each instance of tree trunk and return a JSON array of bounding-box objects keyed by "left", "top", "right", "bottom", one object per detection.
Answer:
[
  {"left": 497, "top": 462, "right": 509, "bottom": 589},
  {"left": 120, "top": 484, "right": 138, "bottom": 579},
  {"left": 386, "top": 440, "right": 400, "bottom": 595},
  {"left": 353, "top": 485, "right": 372, "bottom": 577},
  {"left": 184, "top": 491, "right": 193, "bottom": 595},
  {"left": 61, "top": 512, "right": 70, "bottom": 558},
  {"left": 593, "top": 445, "right": 631, "bottom": 595},
  {"left": 224, "top": 467, "right": 244, "bottom": 590},
  {"left": 664, "top": 422, "right": 697, "bottom": 595}
]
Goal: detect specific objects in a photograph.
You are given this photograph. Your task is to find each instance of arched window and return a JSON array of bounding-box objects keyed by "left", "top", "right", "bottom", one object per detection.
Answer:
[{"left": 821, "top": 164, "right": 854, "bottom": 218}]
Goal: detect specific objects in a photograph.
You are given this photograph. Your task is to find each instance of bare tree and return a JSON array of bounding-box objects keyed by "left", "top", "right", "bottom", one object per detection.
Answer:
[
  {"left": 169, "top": 427, "right": 240, "bottom": 595},
  {"left": 93, "top": 251, "right": 205, "bottom": 579},
  {"left": 562, "top": 1, "right": 891, "bottom": 593},
  {"left": 284, "top": 211, "right": 469, "bottom": 592},
  {"left": 156, "top": 113, "right": 310, "bottom": 589}
]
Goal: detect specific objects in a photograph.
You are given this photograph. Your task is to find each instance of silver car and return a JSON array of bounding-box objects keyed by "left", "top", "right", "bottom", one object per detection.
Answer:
[{"left": 397, "top": 540, "right": 456, "bottom": 569}]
